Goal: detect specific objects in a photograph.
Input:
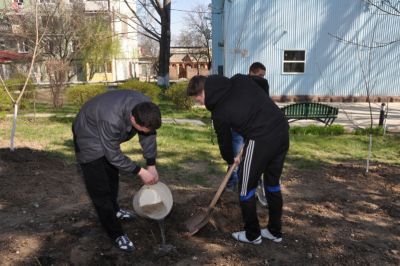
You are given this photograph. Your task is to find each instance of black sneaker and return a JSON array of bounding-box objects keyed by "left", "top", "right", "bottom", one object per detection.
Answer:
[
  {"left": 115, "top": 234, "right": 135, "bottom": 252},
  {"left": 116, "top": 209, "right": 136, "bottom": 221}
]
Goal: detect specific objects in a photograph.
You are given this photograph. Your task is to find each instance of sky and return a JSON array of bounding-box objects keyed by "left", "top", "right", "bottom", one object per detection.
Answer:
[{"left": 170, "top": 0, "right": 211, "bottom": 43}]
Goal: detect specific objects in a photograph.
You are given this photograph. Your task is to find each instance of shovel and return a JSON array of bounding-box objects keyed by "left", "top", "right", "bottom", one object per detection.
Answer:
[{"left": 184, "top": 147, "right": 244, "bottom": 236}]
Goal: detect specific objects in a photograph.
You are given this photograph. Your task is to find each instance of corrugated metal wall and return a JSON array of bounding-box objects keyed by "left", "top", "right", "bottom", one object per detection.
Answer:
[{"left": 213, "top": 0, "right": 400, "bottom": 96}]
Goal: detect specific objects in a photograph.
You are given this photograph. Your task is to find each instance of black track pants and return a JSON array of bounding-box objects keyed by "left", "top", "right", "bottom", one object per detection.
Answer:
[
  {"left": 80, "top": 157, "right": 123, "bottom": 240},
  {"left": 238, "top": 132, "right": 289, "bottom": 240}
]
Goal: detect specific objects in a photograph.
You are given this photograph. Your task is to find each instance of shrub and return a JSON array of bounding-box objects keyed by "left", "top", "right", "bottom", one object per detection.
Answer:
[
  {"left": 117, "top": 79, "right": 161, "bottom": 103},
  {"left": 0, "top": 73, "right": 36, "bottom": 111},
  {"left": 165, "top": 82, "right": 193, "bottom": 110},
  {"left": 67, "top": 84, "right": 107, "bottom": 107},
  {"left": 0, "top": 88, "right": 12, "bottom": 112},
  {"left": 289, "top": 125, "right": 345, "bottom": 135},
  {"left": 354, "top": 126, "right": 384, "bottom": 136}
]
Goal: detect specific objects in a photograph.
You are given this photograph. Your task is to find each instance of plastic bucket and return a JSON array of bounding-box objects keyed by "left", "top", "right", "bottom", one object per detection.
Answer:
[{"left": 132, "top": 182, "right": 173, "bottom": 220}]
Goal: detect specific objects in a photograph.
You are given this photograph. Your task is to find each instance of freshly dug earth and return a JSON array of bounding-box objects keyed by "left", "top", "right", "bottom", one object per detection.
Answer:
[{"left": 0, "top": 148, "right": 399, "bottom": 266}]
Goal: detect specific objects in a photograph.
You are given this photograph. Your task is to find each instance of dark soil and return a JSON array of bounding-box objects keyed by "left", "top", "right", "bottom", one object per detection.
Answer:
[{"left": 0, "top": 148, "right": 399, "bottom": 265}]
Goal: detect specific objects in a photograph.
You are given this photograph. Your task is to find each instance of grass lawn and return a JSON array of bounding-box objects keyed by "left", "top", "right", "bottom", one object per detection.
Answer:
[
  {"left": 1, "top": 108, "right": 399, "bottom": 186},
  {"left": 15, "top": 97, "right": 210, "bottom": 121}
]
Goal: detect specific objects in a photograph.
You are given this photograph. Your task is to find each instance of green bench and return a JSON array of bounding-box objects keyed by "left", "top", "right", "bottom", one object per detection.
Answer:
[{"left": 280, "top": 102, "right": 339, "bottom": 126}]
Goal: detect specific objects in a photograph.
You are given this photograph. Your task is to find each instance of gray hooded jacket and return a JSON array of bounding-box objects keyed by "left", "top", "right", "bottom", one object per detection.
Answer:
[{"left": 72, "top": 90, "right": 157, "bottom": 173}]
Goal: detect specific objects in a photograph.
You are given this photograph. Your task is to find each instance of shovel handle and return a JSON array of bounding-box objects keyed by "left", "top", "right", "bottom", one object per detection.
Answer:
[{"left": 207, "top": 146, "right": 244, "bottom": 210}]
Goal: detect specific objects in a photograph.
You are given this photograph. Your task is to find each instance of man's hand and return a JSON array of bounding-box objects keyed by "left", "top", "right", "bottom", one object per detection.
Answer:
[
  {"left": 138, "top": 168, "right": 158, "bottom": 185},
  {"left": 228, "top": 154, "right": 242, "bottom": 171},
  {"left": 146, "top": 165, "right": 159, "bottom": 179},
  {"left": 233, "top": 154, "right": 241, "bottom": 166}
]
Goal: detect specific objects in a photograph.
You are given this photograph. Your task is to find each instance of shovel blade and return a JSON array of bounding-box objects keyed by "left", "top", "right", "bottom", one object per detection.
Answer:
[{"left": 184, "top": 209, "right": 211, "bottom": 236}]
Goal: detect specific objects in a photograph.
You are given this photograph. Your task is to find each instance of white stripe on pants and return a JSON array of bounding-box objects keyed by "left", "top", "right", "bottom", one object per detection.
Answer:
[{"left": 240, "top": 140, "right": 255, "bottom": 197}]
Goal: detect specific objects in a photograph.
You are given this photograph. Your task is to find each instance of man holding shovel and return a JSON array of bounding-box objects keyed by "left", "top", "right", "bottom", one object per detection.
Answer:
[
  {"left": 187, "top": 74, "right": 289, "bottom": 244},
  {"left": 72, "top": 90, "right": 161, "bottom": 252},
  {"left": 227, "top": 62, "right": 269, "bottom": 192}
]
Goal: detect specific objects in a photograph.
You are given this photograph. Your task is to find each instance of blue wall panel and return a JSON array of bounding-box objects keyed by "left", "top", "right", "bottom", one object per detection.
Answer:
[{"left": 211, "top": 0, "right": 400, "bottom": 97}]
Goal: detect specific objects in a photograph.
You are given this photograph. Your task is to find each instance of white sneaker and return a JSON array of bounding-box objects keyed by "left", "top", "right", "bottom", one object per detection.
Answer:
[
  {"left": 231, "top": 231, "right": 262, "bottom": 245},
  {"left": 116, "top": 209, "right": 136, "bottom": 221},
  {"left": 261, "top": 228, "right": 282, "bottom": 243}
]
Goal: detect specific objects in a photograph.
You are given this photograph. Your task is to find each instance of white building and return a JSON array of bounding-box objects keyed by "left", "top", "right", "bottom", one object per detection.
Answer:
[
  {"left": 211, "top": 0, "right": 400, "bottom": 102},
  {"left": 0, "top": 0, "right": 140, "bottom": 83},
  {"left": 78, "top": 0, "right": 140, "bottom": 82}
]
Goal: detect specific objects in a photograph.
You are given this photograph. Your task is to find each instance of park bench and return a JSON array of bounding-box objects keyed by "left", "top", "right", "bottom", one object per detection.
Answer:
[{"left": 280, "top": 102, "right": 338, "bottom": 126}]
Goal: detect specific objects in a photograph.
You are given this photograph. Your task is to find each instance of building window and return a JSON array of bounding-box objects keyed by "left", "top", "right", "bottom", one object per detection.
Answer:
[
  {"left": 0, "top": 39, "right": 5, "bottom": 49},
  {"left": 93, "top": 62, "right": 112, "bottom": 73},
  {"left": 283, "top": 50, "right": 305, "bottom": 74},
  {"left": 18, "top": 41, "right": 28, "bottom": 53},
  {"left": 44, "top": 41, "right": 54, "bottom": 53},
  {"left": 105, "top": 61, "right": 112, "bottom": 73}
]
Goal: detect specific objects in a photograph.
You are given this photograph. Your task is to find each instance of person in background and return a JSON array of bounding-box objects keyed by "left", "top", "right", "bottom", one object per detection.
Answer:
[
  {"left": 249, "top": 61, "right": 266, "bottom": 77},
  {"left": 188, "top": 74, "right": 289, "bottom": 245},
  {"left": 72, "top": 90, "right": 161, "bottom": 252}
]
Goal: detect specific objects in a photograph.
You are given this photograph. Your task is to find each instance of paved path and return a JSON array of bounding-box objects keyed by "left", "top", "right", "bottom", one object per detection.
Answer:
[{"left": 6, "top": 102, "right": 400, "bottom": 132}]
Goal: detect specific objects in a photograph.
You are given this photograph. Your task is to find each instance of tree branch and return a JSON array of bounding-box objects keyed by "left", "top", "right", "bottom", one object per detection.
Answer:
[
  {"left": 328, "top": 33, "right": 400, "bottom": 48},
  {"left": 123, "top": 0, "right": 160, "bottom": 40},
  {"left": 137, "top": 0, "right": 161, "bottom": 25}
]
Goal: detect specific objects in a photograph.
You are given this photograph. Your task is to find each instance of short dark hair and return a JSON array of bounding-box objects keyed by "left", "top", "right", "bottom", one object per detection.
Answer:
[
  {"left": 187, "top": 75, "right": 207, "bottom": 96},
  {"left": 131, "top": 102, "right": 161, "bottom": 130},
  {"left": 249, "top": 62, "right": 266, "bottom": 73}
]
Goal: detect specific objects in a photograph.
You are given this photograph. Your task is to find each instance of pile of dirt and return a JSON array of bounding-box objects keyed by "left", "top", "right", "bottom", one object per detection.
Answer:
[{"left": 0, "top": 148, "right": 399, "bottom": 265}]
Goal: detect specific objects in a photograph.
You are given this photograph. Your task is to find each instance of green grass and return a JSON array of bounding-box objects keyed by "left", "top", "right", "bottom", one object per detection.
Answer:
[
  {"left": 287, "top": 134, "right": 400, "bottom": 169},
  {"left": 16, "top": 97, "right": 210, "bottom": 121},
  {"left": 1, "top": 98, "right": 400, "bottom": 187},
  {"left": 158, "top": 97, "right": 210, "bottom": 121},
  {"left": 290, "top": 125, "right": 345, "bottom": 135},
  {"left": 0, "top": 116, "right": 222, "bottom": 186}
]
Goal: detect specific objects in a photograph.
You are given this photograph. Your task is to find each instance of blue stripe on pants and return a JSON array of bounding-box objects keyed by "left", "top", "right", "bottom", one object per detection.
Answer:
[
  {"left": 239, "top": 188, "right": 256, "bottom": 202},
  {"left": 266, "top": 185, "right": 281, "bottom": 192}
]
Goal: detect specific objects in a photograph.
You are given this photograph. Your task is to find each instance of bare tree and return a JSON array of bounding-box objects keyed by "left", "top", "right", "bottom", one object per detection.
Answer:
[
  {"left": 329, "top": 0, "right": 400, "bottom": 173},
  {"left": 364, "top": 0, "right": 400, "bottom": 16},
  {"left": 0, "top": 0, "right": 44, "bottom": 151},
  {"left": 182, "top": 4, "right": 212, "bottom": 69},
  {"left": 9, "top": 1, "right": 119, "bottom": 108},
  {"left": 45, "top": 58, "right": 70, "bottom": 108},
  {"left": 331, "top": 1, "right": 400, "bottom": 48},
  {"left": 139, "top": 36, "right": 158, "bottom": 80},
  {"left": 175, "top": 32, "right": 208, "bottom": 75},
  {"left": 123, "top": 0, "right": 171, "bottom": 87}
]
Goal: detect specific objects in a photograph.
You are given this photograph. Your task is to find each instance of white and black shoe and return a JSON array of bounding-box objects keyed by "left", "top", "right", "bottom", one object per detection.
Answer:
[
  {"left": 232, "top": 231, "right": 262, "bottom": 245},
  {"left": 115, "top": 234, "right": 135, "bottom": 252},
  {"left": 261, "top": 228, "right": 282, "bottom": 243},
  {"left": 116, "top": 209, "right": 136, "bottom": 221}
]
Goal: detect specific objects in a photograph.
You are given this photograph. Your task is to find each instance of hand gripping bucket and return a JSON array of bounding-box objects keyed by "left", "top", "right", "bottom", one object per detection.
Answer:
[{"left": 133, "top": 182, "right": 173, "bottom": 220}]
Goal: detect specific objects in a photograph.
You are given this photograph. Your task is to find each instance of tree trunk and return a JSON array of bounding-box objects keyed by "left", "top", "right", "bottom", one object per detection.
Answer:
[
  {"left": 157, "top": 1, "right": 171, "bottom": 88},
  {"left": 10, "top": 104, "right": 19, "bottom": 151}
]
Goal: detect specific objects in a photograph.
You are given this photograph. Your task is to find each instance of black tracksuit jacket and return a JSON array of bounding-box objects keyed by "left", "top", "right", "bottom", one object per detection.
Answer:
[{"left": 204, "top": 74, "right": 288, "bottom": 165}]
